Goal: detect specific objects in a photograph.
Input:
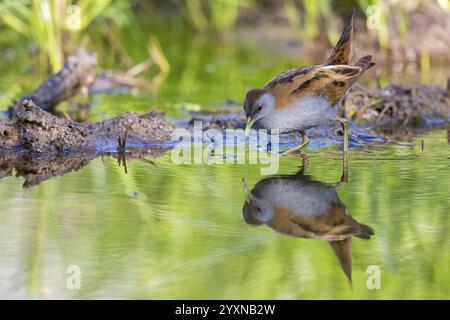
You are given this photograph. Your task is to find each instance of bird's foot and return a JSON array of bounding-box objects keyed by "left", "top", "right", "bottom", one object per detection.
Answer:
[
  {"left": 281, "top": 132, "right": 309, "bottom": 156},
  {"left": 281, "top": 145, "right": 306, "bottom": 156}
]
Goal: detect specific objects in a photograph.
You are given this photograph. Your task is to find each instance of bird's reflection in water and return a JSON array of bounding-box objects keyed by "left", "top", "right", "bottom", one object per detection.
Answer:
[{"left": 242, "top": 165, "right": 373, "bottom": 285}]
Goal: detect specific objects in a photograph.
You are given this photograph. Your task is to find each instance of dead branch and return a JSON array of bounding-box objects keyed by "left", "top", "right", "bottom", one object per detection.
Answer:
[{"left": 8, "top": 50, "right": 97, "bottom": 118}]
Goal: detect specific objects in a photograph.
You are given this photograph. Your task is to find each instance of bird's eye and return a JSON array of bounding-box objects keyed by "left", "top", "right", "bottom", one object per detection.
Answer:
[{"left": 256, "top": 106, "right": 262, "bottom": 113}]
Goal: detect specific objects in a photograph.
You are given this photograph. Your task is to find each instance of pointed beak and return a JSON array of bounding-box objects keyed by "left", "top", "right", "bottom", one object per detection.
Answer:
[
  {"left": 242, "top": 178, "right": 254, "bottom": 204},
  {"left": 245, "top": 117, "right": 256, "bottom": 137}
]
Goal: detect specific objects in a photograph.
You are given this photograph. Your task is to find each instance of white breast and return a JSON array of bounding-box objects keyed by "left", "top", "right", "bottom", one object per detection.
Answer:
[{"left": 258, "top": 96, "right": 337, "bottom": 133}]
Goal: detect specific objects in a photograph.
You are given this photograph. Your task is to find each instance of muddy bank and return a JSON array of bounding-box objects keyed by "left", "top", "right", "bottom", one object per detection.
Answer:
[
  {"left": 1, "top": 48, "right": 175, "bottom": 153},
  {"left": 0, "top": 100, "right": 175, "bottom": 153},
  {"left": 345, "top": 83, "right": 450, "bottom": 127}
]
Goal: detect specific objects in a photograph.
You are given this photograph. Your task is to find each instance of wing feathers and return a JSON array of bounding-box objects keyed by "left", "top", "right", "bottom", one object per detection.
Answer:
[
  {"left": 326, "top": 9, "right": 355, "bottom": 65},
  {"left": 288, "top": 64, "right": 369, "bottom": 105},
  {"left": 264, "top": 66, "right": 314, "bottom": 89},
  {"left": 264, "top": 66, "right": 319, "bottom": 109}
]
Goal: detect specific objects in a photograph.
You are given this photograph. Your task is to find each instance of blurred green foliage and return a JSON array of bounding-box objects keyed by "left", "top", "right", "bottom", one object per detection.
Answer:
[
  {"left": 0, "top": 0, "right": 137, "bottom": 72},
  {"left": 1, "top": 0, "right": 448, "bottom": 75},
  {"left": 177, "top": 0, "right": 252, "bottom": 32}
]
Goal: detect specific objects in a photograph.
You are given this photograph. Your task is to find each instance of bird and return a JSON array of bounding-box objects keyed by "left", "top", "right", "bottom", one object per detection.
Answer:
[
  {"left": 243, "top": 9, "right": 375, "bottom": 154},
  {"left": 242, "top": 167, "right": 374, "bottom": 284}
]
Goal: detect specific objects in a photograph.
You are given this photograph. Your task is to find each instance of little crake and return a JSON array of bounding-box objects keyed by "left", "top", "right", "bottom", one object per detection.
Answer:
[{"left": 243, "top": 10, "right": 375, "bottom": 154}]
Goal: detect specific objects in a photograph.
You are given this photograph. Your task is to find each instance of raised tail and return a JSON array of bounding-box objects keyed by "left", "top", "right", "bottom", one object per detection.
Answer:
[
  {"left": 355, "top": 222, "right": 375, "bottom": 240},
  {"left": 326, "top": 9, "right": 355, "bottom": 65}
]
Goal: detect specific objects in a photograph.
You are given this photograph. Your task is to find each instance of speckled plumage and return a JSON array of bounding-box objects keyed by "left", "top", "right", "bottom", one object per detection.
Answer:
[{"left": 243, "top": 171, "right": 373, "bottom": 241}]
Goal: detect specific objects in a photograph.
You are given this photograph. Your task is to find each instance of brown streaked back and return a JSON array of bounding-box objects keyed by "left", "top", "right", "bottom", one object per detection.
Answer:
[
  {"left": 264, "top": 57, "right": 374, "bottom": 108},
  {"left": 287, "top": 57, "right": 375, "bottom": 106},
  {"left": 264, "top": 66, "right": 321, "bottom": 109},
  {"left": 268, "top": 201, "right": 373, "bottom": 241}
]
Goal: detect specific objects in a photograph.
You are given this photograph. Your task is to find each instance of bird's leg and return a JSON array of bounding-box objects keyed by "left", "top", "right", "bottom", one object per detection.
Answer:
[
  {"left": 334, "top": 155, "right": 349, "bottom": 187},
  {"left": 335, "top": 117, "right": 349, "bottom": 153},
  {"left": 335, "top": 117, "right": 349, "bottom": 178},
  {"left": 298, "top": 157, "right": 308, "bottom": 176},
  {"left": 283, "top": 131, "right": 309, "bottom": 155}
]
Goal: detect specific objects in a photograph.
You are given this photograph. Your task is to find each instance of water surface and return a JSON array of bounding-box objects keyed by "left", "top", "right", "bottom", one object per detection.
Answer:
[{"left": 0, "top": 129, "right": 449, "bottom": 299}]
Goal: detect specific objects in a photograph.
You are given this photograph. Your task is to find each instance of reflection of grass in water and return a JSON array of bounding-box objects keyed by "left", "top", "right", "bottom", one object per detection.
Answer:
[
  {"left": 0, "top": 131, "right": 449, "bottom": 298},
  {"left": 25, "top": 189, "right": 46, "bottom": 299}
]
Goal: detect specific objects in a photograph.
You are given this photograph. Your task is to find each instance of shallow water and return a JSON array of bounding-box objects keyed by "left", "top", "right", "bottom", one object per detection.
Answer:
[
  {"left": 1, "top": 28, "right": 450, "bottom": 299},
  {"left": 0, "top": 130, "right": 449, "bottom": 299}
]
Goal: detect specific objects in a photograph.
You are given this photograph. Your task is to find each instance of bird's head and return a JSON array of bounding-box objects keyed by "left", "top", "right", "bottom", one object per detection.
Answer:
[
  {"left": 242, "top": 178, "right": 274, "bottom": 225},
  {"left": 243, "top": 89, "right": 275, "bottom": 136}
]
